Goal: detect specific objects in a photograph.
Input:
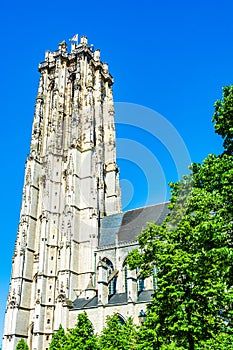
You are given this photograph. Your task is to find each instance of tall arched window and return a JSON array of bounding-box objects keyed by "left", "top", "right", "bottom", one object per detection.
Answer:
[
  {"left": 136, "top": 267, "right": 145, "bottom": 292},
  {"left": 123, "top": 259, "right": 128, "bottom": 294},
  {"left": 153, "top": 265, "right": 158, "bottom": 290},
  {"left": 137, "top": 278, "right": 145, "bottom": 292},
  {"left": 103, "top": 258, "right": 117, "bottom": 296}
]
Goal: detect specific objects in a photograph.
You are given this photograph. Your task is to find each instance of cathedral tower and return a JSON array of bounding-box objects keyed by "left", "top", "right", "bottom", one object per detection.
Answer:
[{"left": 3, "top": 36, "right": 121, "bottom": 350}]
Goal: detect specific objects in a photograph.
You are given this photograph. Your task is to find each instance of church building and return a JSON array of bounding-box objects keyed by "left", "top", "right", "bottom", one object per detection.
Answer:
[{"left": 3, "top": 36, "right": 168, "bottom": 350}]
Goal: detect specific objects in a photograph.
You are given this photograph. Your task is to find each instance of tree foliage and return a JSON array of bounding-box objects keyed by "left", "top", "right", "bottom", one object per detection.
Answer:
[
  {"left": 49, "top": 324, "right": 67, "bottom": 350},
  {"left": 98, "top": 313, "right": 137, "bottom": 350},
  {"left": 128, "top": 97, "right": 233, "bottom": 349},
  {"left": 16, "top": 339, "right": 29, "bottom": 350},
  {"left": 65, "top": 312, "right": 98, "bottom": 350},
  {"left": 212, "top": 85, "right": 233, "bottom": 154},
  {"left": 49, "top": 312, "right": 137, "bottom": 350}
]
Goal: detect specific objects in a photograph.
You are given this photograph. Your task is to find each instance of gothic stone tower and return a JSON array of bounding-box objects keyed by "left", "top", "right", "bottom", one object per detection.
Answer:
[{"left": 3, "top": 36, "right": 121, "bottom": 350}]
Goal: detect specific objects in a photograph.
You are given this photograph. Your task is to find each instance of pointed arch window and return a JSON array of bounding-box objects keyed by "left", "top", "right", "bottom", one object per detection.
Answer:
[
  {"left": 117, "top": 314, "right": 125, "bottom": 325},
  {"left": 153, "top": 265, "right": 158, "bottom": 290},
  {"left": 123, "top": 259, "right": 128, "bottom": 294},
  {"left": 136, "top": 267, "right": 145, "bottom": 292},
  {"left": 103, "top": 258, "right": 117, "bottom": 296}
]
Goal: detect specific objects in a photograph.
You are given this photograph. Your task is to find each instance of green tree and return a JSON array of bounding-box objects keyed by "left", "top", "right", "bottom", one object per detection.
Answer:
[
  {"left": 128, "top": 152, "right": 233, "bottom": 349},
  {"left": 65, "top": 312, "right": 98, "bottom": 350},
  {"left": 49, "top": 324, "right": 67, "bottom": 350},
  {"left": 212, "top": 85, "right": 233, "bottom": 154},
  {"left": 98, "top": 313, "right": 137, "bottom": 350},
  {"left": 198, "top": 332, "right": 233, "bottom": 349},
  {"left": 16, "top": 339, "right": 29, "bottom": 350}
]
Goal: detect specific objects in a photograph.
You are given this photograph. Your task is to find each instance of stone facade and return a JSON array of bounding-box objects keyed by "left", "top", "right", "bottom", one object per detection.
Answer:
[{"left": 3, "top": 37, "right": 168, "bottom": 350}]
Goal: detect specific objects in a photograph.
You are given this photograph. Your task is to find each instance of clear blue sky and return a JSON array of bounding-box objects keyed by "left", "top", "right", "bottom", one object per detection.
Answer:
[{"left": 1, "top": 0, "right": 233, "bottom": 342}]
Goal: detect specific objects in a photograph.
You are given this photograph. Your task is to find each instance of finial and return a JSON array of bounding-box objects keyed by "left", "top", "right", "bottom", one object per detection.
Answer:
[
  {"left": 80, "top": 36, "right": 88, "bottom": 45},
  {"left": 103, "top": 63, "right": 108, "bottom": 73},
  {"left": 59, "top": 40, "right": 67, "bottom": 52},
  {"left": 94, "top": 49, "right": 100, "bottom": 61}
]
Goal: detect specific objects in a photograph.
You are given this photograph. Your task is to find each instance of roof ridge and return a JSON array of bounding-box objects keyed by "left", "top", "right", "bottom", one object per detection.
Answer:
[{"left": 123, "top": 201, "right": 170, "bottom": 214}]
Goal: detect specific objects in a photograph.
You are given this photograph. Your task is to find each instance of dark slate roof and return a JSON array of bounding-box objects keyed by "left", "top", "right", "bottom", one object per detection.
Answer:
[
  {"left": 137, "top": 289, "right": 154, "bottom": 302},
  {"left": 108, "top": 293, "right": 127, "bottom": 305},
  {"left": 73, "top": 291, "right": 154, "bottom": 309},
  {"left": 99, "top": 202, "right": 169, "bottom": 246},
  {"left": 72, "top": 297, "right": 91, "bottom": 309},
  {"left": 73, "top": 296, "right": 98, "bottom": 309},
  {"left": 85, "top": 296, "right": 98, "bottom": 307},
  {"left": 99, "top": 213, "right": 123, "bottom": 246}
]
